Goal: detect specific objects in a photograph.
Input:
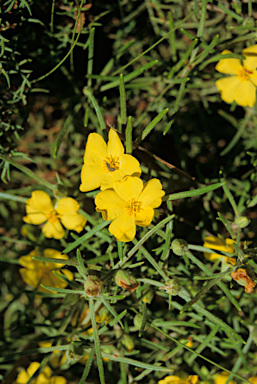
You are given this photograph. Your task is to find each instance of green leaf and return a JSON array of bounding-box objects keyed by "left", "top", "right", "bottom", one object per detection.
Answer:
[
  {"left": 163, "top": 181, "right": 224, "bottom": 201},
  {"left": 79, "top": 347, "right": 95, "bottom": 384},
  {"left": 135, "top": 108, "right": 169, "bottom": 144},
  {"left": 54, "top": 115, "right": 73, "bottom": 158},
  {"left": 83, "top": 89, "right": 106, "bottom": 131},
  {"left": 41, "top": 285, "right": 84, "bottom": 295},
  {"left": 125, "top": 116, "right": 133, "bottom": 154},
  {"left": 119, "top": 74, "right": 127, "bottom": 125}
]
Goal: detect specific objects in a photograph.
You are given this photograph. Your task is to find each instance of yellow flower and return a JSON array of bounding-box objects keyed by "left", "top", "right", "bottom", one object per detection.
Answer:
[
  {"left": 249, "top": 378, "right": 257, "bottom": 384},
  {"left": 95, "top": 176, "right": 165, "bottom": 242},
  {"left": 158, "top": 375, "right": 199, "bottom": 384},
  {"left": 23, "top": 191, "right": 87, "bottom": 239},
  {"left": 215, "top": 44, "right": 257, "bottom": 107},
  {"left": 19, "top": 249, "right": 73, "bottom": 293},
  {"left": 203, "top": 236, "right": 236, "bottom": 265},
  {"left": 16, "top": 361, "right": 66, "bottom": 384},
  {"left": 214, "top": 372, "right": 236, "bottom": 384},
  {"left": 80, "top": 129, "right": 141, "bottom": 192}
]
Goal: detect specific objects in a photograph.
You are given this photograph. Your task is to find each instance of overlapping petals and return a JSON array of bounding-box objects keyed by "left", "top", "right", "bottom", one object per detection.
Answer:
[
  {"left": 215, "top": 45, "right": 257, "bottom": 107},
  {"left": 203, "top": 236, "right": 236, "bottom": 265},
  {"left": 95, "top": 176, "right": 165, "bottom": 242},
  {"left": 19, "top": 249, "right": 73, "bottom": 293},
  {"left": 16, "top": 361, "right": 66, "bottom": 384},
  {"left": 80, "top": 129, "right": 141, "bottom": 192},
  {"left": 214, "top": 372, "right": 236, "bottom": 384},
  {"left": 158, "top": 375, "right": 199, "bottom": 384},
  {"left": 23, "top": 191, "right": 86, "bottom": 239}
]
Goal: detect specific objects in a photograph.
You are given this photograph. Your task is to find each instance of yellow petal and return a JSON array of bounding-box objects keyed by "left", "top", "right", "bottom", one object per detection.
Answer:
[
  {"left": 49, "top": 376, "right": 67, "bottom": 384},
  {"left": 42, "top": 220, "right": 65, "bottom": 239},
  {"left": 135, "top": 206, "right": 154, "bottom": 227},
  {"left": 19, "top": 268, "right": 43, "bottom": 289},
  {"left": 249, "top": 377, "right": 257, "bottom": 384},
  {"left": 56, "top": 197, "right": 87, "bottom": 232},
  {"left": 138, "top": 178, "right": 165, "bottom": 208},
  {"left": 109, "top": 214, "right": 136, "bottom": 242},
  {"left": 43, "top": 249, "right": 67, "bottom": 270},
  {"left": 214, "top": 372, "right": 236, "bottom": 384},
  {"left": 250, "top": 72, "right": 257, "bottom": 86},
  {"left": 26, "top": 362, "right": 41, "bottom": 377},
  {"left": 95, "top": 190, "right": 125, "bottom": 220},
  {"left": 215, "top": 76, "right": 256, "bottom": 107},
  {"left": 19, "top": 250, "right": 40, "bottom": 269},
  {"left": 83, "top": 132, "right": 107, "bottom": 163},
  {"left": 243, "top": 44, "right": 257, "bottom": 71},
  {"left": 16, "top": 370, "right": 30, "bottom": 384},
  {"left": 100, "top": 169, "right": 125, "bottom": 190},
  {"left": 233, "top": 79, "right": 256, "bottom": 107},
  {"left": 80, "top": 163, "right": 107, "bottom": 192},
  {"left": 119, "top": 154, "right": 141, "bottom": 177},
  {"left": 107, "top": 129, "right": 124, "bottom": 158},
  {"left": 41, "top": 365, "right": 52, "bottom": 378},
  {"left": 23, "top": 191, "right": 53, "bottom": 225},
  {"left": 62, "top": 269, "right": 74, "bottom": 282},
  {"left": 215, "top": 50, "right": 242, "bottom": 74},
  {"left": 114, "top": 176, "right": 143, "bottom": 201}
]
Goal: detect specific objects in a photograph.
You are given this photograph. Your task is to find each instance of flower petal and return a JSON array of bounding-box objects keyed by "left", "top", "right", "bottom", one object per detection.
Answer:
[
  {"left": 114, "top": 176, "right": 143, "bottom": 201},
  {"left": 135, "top": 206, "right": 155, "bottom": 227},
  {"left": 23, "top": 190, "right": 53, "bottom": 225},
  {"left": 109, "top": 214, "right": 136, "bottom": 242},
  {"left": 19, "top": 268, "right": 43, "bottom": 289},
  {"left": 215, "top": 50, "right": 242, "bottom": 75},
  {"left": 107, "top": 129, "right": 124, "bottom": 158},
  {"left": 16, "top": 370, "right": 30, "bottom": 384},
  {"left": 95, "top": 190, "right": 125, "bottom": 220},
  {"left": 243, "top": 44, "right": 257, "bottom": 71},
  {"left": 119, "top": 154, "right": 142, "bottom": 177},
  {"left": 138, "top": 178, "right": 165, "bottom": 208},
  {"left": 43, "top": 249, "right": 67, "bottom": 270},
  {"left": 19, "top": 250, "right": 40, "bottom": 269},
  {"left": 27, "top": 362, "right": 41, "bottom": 379},
  {"left": 56, "top": 198, "right": 86, "bottom": 232},
  {"left": 100, "top": 169, "right": 125, "bottom": 190},
  {"left": 42, "top": 220, "right": 65, "bottom": 239},
  {"left": 215, "top": 76, "right": 256, "bottom": 107},
  {"left": 49, "top": 376, "right": 67, "bottom": 384},
  {"left": 80, "top": 163, "right": 107, "bottom": 192}
]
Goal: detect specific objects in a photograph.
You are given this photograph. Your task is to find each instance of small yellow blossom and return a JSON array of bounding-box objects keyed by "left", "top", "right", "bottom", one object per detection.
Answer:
[
  {"left": 19, "top": 249, "right": 73, "bottom": 293},
  {"left": 80, "top": 129, "right": 141, "bottom": 192},
  {"left": 231, "top": 268, "right": 256, "bottom": 293},
  {"left": 214, "top": 372, "right": 236, "bottom": 384},
  {"left": 95, "top": 176, "right": 165, "bottom": 242},
  {"left": 249, "top": 377, "right": 257, "bottom": 384},
  {"left": 203, "top": 236, "right": 236, "bottom": 265},
  {"left": 23, "top": 190, "right": 86, "bottom": 239},
  {"left": 95, "top": 307, "right": 113, "bottom": 324},
  {"left": 16, "top": 361, "right": 66, "bottom": 384},
  {"left": 215, "top": 44, "right": 257, "bottom": 107},
  {"left": 158, "top": 375, "right": 198, "bottom": 384}
]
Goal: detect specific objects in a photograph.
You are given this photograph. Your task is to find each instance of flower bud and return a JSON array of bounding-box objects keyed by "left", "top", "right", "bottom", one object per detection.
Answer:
[
  {"left": 115, "top": 270, "right": 139, "bottom": 292},
  {"left": 134, "top": 313, "right": 147, "bottom": 331},
  {"left": 53, "top": 184, "right": 68, "bottom": 198},
  {"left": 159, "top": 278, "right": 180, "bottom": 296},
  {"left": 141, "top": 288, "right": 154, "bottom": 304},
  {"left": 231, "top": 268, "right": 256, "bottom": 293},
  {"left": 84, "top": 275, "right": 102, "bottom": 297},
  {"left": 234, "top": 216, "right": 250, "bottom": 229},
  {"left": 95, "top": 307, "right": 112, "bottom": 324},
  {"left": 121, "top": 334, "right": 134, "bottom": 352},
  {"left": 171, "top": 239, "right": 188, "bottom": 256}
]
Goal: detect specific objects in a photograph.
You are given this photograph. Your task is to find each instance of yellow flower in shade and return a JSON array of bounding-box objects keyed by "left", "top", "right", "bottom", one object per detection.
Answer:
[
  {"left": 249, "top": 378, "right": 257, "bottom": 384},
  {"left": 16, "top": 362, "right": 66, "bottom": 384},
  {"left": 95, "top": 176, "right": 165, "bottom": 242},
  {"left": 19, "top": 249, "right": 73, "bottom": 293},
  {"left": 23, "top": 191, "right": 87, "bottom": 239},
  {"left": 158, "top": 375, "right": 199, "bottom": 384},
  {"left": 214, "top": 372, "right": 236, "bottom": 384},
  {"left": 203, "top": 236, "right": 236, "bottom": 265},
  {"left": 215, "top": 45, "right": 257, "bottom": 107},
  {"left": 80, "top": 129, "right": 141, "bottom": 192}
]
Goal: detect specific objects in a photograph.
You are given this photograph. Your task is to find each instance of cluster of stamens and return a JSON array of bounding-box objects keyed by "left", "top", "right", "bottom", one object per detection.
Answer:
[
  {"left": 126, "top": 198, "right": 142, "bottom": 217},
  {"left": 237, "top": 66, "right": 253, "bottom": 81},
  {"left": 105, "top": 156, "right": 120, "bottom": 172}
]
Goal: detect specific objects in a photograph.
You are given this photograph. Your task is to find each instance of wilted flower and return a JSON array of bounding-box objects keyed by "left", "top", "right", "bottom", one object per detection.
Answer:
[
  {"left": 95, "top": 176, "right": 165, "bottom": 242},
  {"left": 80, "top": 129, "right": 141, "bottom": 192},
  {"left": 16, "top": 361, "right": 66, "bottom": 384},
  {"left": 215, "top": 44, "right": 257, "bottom": 107},
  {"left": 84, "top": 275, "right": 102, "bottom": 297},
  {"left": 23, "top": 190, "right": 86, "bottom": 239},
  {"left": 115, "top": 270, "right": 139, "bottom": 292},
  {"left": 203, "top": 236, "right": 236, "bottom": 265},
  {"left": 159, "top": 278, "right": 180, "bottom": 296},
  {"left": 19, "top": 249, "right": 73, "bottom": 293},
  {"left": 158, "top": 375, "right": 199, "bottom": 384},
  {"left": 231, "top": 268, "right": 256, "bottom": 293}
]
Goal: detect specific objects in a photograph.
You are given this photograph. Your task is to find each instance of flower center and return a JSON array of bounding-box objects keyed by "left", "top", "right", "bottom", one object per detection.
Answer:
[
  {"left": 126, "top": 198, "right": 142, "bottom": 217},
  {"left": 46, "top": 210, "right": 59, "bottom": 223},
  {"left": 237, "top": 67, "right": 253, "bottom": 81},
  {"left": 104, "top": 156, "right": 120, "bottom": 172}
]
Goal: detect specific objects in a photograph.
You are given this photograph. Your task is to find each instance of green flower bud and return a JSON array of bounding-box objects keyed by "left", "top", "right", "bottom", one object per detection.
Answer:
[
  {"left": 84, "top": 275, "right": 102, "bottom": 297},
  {"left": 121, "top": 334, "right": 134, "bottom": 352},
  {"left": 171, "top": 239, "right": 188, "bottom": 256},
  {"left": 115, "top": 270, "right": 139, "bottom": 292},
  {"left": 141, "top": 288, "right": 154, "bottom": 304},
  {"left": 134, "top": 313, "right": 147, "bottom": 331},
  {"left": 53, "top": 184, "right": 68, "bottom": 198},
  {"left": 159, "top": 278, "right": 180, "bottom": 296},
  {"left": 235, "top": 216, "right": 250, "bottom": 229}
]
